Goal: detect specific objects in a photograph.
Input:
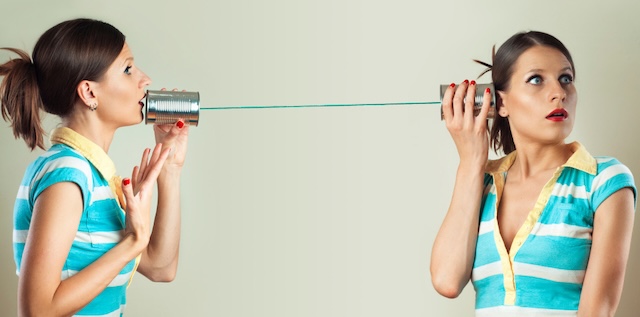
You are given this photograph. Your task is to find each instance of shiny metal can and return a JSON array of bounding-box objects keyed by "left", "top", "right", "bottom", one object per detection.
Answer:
[
  {"left": 145, "top": 90, "right": 200, "bottom": 126},
  {"left": 439, "top": 83, "right": 496, "bottom": 120}
]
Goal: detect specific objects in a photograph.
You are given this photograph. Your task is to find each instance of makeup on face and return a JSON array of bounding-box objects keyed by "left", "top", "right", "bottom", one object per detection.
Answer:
[{"left": 545, "top": 108, "right": 568, "bottom": 122}]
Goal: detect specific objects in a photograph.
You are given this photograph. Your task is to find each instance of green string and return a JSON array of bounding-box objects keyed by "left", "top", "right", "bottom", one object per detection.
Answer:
[{"left": 201, "top": 101, "right": 441, "bottom": 110}]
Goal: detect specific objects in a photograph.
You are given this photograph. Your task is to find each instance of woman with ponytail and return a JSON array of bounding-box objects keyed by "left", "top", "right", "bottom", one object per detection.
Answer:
[
  {"left": 430, "top": 31, "right": 636, "bottom": 316},
  {"left": 1, "top": 18, "right": 189, "bottom": 316}
]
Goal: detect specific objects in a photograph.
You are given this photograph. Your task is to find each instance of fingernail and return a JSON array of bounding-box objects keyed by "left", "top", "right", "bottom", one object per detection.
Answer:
[
  {"left": 176, "top": 120, "right": 184, "bottom": 129},
  {"left": 470, "top": 80, "right": 476, "bottom": 85},
  {"left": 449, "top": 83, "right": 455, "bottom": 88},
  {"left": 123, "top": 178, "right": 131, "bottom": 186},
  {"left": 485, "top": 87, "right": 491, "bottom": 93},
  {"left": 463, "top": 79, "right": 469, "bottom": 84}
]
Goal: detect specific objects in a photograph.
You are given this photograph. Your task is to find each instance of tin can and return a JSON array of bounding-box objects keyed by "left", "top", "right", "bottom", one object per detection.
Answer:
[
  {"left": 439, "top": 83, "right": 496, "bottom": 120},
  {"left": 145, "top": 90, "right": 200, "bottom": 126}
]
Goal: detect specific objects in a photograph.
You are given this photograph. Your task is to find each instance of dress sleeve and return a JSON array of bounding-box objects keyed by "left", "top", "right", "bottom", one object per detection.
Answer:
[
  {"left": 590, "top": 158, "right": 637, "bottom": 212},
  {"left": 29, "top": 154, "right": 92, "bottom": 211}
]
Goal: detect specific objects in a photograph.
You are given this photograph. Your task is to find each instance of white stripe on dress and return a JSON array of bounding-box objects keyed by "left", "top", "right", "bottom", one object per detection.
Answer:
[
  {"left": 531, "top": 222, "right": 592, "bottom": 240},
  {"left": 472, "top": 261, "right": 503, "bottom": 281},
  {"left": 32, "top": 156, "right": 93, "bottom": 190},
  {"left": 476, "top": 305, "right": 576, "bottom": 317},
  {"left": 513, "top": 262, "right": 585, "bottom": 284},
  {"left": 75, "top": 230, "right": 124, "bottom": 244}
]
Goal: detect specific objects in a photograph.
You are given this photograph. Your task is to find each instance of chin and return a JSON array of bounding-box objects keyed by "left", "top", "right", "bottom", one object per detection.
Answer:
[{"left": 121, "top": 114, "right": 144, "bottom": 127}]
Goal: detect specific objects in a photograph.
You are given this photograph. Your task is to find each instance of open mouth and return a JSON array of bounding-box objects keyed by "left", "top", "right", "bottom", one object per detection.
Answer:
[
  {"left": 139, "top": 93, "right": 147, "bottom": 108},
  {"left": 546, "top": 109, "right": 568, "bottom": 121}
]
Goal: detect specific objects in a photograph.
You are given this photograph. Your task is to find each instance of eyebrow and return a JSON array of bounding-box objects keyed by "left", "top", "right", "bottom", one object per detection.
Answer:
[
  {"left": 528, "top": 66, "right": 574, "bottom": 74},
  {"left": 121, "top": 57, "right": 134, "bottom": 65}
]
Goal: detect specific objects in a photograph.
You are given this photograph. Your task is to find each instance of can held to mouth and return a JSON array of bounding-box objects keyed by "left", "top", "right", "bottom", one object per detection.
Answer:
[
  {"left": 145, "top": 90, "right": 200, "bottom": 126},
  {"left": 439, "top": 83, "right": 496, "bottom": 120}
]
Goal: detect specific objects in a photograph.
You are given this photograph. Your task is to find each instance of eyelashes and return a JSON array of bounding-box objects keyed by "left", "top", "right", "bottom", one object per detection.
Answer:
[{"left": 526, "top": 73, "right": 573, "bottom": 85}]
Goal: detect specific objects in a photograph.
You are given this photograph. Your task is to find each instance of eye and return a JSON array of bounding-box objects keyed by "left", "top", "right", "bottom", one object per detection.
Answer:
[
  {"left": 124, "top": 65, "right": 132, "bottom": 75},
  {"left": 526, "top": 75, "right": 542, "bottom": 85},
  {"left": 559, "top": 74, "right": 573, "bottom": 84}
]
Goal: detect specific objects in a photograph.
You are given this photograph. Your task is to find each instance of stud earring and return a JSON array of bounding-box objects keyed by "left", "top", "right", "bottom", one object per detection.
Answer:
[{"left": 89, "top": 102, "right": 98, "bottom": 111}]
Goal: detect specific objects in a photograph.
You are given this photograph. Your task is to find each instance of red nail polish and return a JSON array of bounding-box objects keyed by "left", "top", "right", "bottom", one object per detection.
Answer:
[
  {"left": 176, "top": 120, "right": 184, "bottom": 129},
  {"left": 449, "top": 83, "right": 455, "bottom": 88},
  {"left": 485, "top": 87, "right": 491, "bottom": 93},
  {"left": 470, "top": 80, "right": 476, "bottom": 85},
  {"left": 123, "top": 178, "right": 131, "bottom": 186},
  {"left": 463, "top": 79, "right": 469, "bottom": 84}
]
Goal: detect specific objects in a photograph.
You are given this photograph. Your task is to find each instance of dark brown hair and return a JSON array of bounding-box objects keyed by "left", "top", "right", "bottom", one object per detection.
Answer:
[
  {"left": 0, "top": 18, "right": 125, "bottom": 150},
  {"left": 476, "top": 31, "right": 575, "bottom": 154}
]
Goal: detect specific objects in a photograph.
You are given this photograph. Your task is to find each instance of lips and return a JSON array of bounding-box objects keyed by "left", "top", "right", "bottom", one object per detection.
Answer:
[
  {"left": 546, "top": 108, "right": 568, "bottom": 121},
  {"left": 139, "top": 93, "right": 146, "bottom": 108}
]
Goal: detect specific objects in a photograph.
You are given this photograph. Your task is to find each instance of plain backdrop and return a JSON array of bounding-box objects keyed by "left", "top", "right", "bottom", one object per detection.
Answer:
[{"left": 1, "top": 1, "right": 639, "bottom": 316}]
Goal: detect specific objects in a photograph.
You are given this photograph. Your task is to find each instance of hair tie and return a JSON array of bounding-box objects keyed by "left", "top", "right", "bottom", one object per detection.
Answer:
[{"left": 473, "top": 44, "right": 496, "bottom": 79}]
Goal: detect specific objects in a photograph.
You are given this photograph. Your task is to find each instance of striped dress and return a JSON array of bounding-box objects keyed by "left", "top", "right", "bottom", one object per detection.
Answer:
[
  {"left": 472, "top": 141, "right": 636, "bottom": 316},
  {"left": 13, "top": 127, "right": 135, "bottom": 317}
]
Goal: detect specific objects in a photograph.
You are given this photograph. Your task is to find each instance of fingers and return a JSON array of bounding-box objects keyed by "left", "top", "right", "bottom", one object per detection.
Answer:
[
  {"left": 132, "top": 144, "right": 166, "bottom": 192},
  {"left": 121, "top": 177, "right": 135, "bottom": 208},
  {"left": 131, "top": 165, "right": 140, "bottom": 192},
  {"left": 475, "top": 86, "right": 492, "bottom": 124},
  {"left": 441, "top": 83, "right": 455, "bottom": 121},
  {"left": 451, "top": 80, "right": 468, "bottom": 123},
  {"left": 140, "top": 145, "right": 171, "bottom": 186},
  {"left": 137, "top": 148, "right": 151, "bottom": 184},
  {"left": 443, "top": 80, "right": 489, "bottom": 124},
  {"left": 464, "top": 80, "right": 477, "bottom": 123}
]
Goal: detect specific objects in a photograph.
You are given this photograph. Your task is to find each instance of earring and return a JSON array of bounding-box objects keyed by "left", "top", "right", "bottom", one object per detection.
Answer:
[{"left": 89, "top": 102, "right": 98, "bottom": 111}]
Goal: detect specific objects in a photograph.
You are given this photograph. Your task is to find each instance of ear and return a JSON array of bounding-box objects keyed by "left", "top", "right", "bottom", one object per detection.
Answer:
[
  {"left": 497, "top": 90, "right": 509, "bottom": 118},
  {"left": 76, "top": 80, "right": 97, "bottom": 108}
]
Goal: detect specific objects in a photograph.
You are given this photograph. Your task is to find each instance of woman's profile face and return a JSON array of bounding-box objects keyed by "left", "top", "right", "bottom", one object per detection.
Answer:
[
  {"left": 498, "top": 45, "right": 577, "bottom": 146},
  {"left": 93, "top": 42, "right": 152, "bottom": 128}
]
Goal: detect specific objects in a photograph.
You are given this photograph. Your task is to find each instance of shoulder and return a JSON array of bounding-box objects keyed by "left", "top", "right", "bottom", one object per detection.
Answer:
[
  {"left": 592, "top": 156, "right": 635, "bottom": 187},
  {"left": 590, "top": 156, "right": 636, "bottom": 209},
  {"left": 31, "top": 144, "right": 92, "bottom": 176},
  {"left": 594, "top": 156, "right": 632, "bottom": 175},
  {"left": 26, "top": 144, "right": 95, "bottom": 200}
]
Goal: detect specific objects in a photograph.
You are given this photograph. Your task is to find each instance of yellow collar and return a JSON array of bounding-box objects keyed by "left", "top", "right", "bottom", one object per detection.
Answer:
[
  {"left": 50, "top": 127, "right": 117, "bottom": 181},
  {"left": 485, "top": 141, "right": 597, "bottom": 176},
  {"left": 50, "top": 127, "right": 124, "bottom": 208}
]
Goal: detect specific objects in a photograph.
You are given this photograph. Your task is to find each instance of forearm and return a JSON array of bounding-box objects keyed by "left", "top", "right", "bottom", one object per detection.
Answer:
[
  {"left": 20, "top": 234, "right": 143, "bottom": 317},
  {"left": 430, "top": 164, "right": 485, "bottom": 297},
  {"left": 576, "top": 261, "right": 626, "bottom": 317},
  {"left": 139, "top": 167, "right": 182, "bottom": 280}
]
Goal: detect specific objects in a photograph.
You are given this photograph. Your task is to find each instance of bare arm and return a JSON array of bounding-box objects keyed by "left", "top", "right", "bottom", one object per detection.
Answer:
[
  {"left": 577, "top": 188, "right": 635, "bottom": 317},
  {"left": 430, "top": 80, "right": 492, "bottom": 298},
  {"left": 18, "top": 182, "right": 144, "bottom": 317},
  {"left": 137, "top": 120, "right": 188, "bottom": 281},
  {"left": 18, "top": 144, "right": 169, "bottom": 317}
]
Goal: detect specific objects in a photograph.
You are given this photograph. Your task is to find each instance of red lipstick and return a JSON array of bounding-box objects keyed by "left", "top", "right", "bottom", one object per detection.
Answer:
[{"left": 546, "top": 108, "right": 568, "bottom": 121}]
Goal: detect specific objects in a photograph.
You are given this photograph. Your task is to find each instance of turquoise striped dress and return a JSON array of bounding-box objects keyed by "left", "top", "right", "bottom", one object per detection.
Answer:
[
  {"left": 472, "top": 142, "right": 636, "bottom": 316},
  {"left": 13, "top": 127, "right": 135, "bottom": 317}
]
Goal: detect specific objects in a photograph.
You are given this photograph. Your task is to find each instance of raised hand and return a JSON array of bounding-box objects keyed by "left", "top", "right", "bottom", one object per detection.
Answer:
[
  {"left": 441, "top": 80, "right": 492, "bottom": 168},
  {"left": 121, "top": 143, "right": 171, "bottom": 248}
]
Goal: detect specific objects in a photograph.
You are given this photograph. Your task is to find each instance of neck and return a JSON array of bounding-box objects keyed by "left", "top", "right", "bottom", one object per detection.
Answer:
[
  {"left": 509, "top": 141, "right": 573, "bottom": 180},
  {"left": 63, "top": 114, "right": 116, "bottom": 153}
]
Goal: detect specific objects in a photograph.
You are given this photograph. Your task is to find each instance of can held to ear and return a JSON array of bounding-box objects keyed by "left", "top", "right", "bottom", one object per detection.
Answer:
[
  {"left": 145, "top": 90, "right": 200, "bottom": 126},
  {"left": 439, "top": 83, "right": 496, "bottom": 120}
]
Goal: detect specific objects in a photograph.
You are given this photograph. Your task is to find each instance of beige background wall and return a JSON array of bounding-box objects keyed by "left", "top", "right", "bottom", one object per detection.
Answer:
[{"left": 1, "top": 0, "right": 639, "bottom": 316}]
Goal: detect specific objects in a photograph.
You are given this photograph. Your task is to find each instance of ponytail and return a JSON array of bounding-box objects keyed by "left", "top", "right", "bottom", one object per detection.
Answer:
[{"left": 0, "top": 48, "right": 45, "bottom": 150}]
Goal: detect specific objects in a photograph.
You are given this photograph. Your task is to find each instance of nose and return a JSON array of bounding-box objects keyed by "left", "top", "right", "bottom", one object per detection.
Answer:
[
  {"left": 139, "top": 69, "right": 152, "bottom": 88},
  {"left": 549, "top": 80, "right": 566, "bottom": 103}
]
